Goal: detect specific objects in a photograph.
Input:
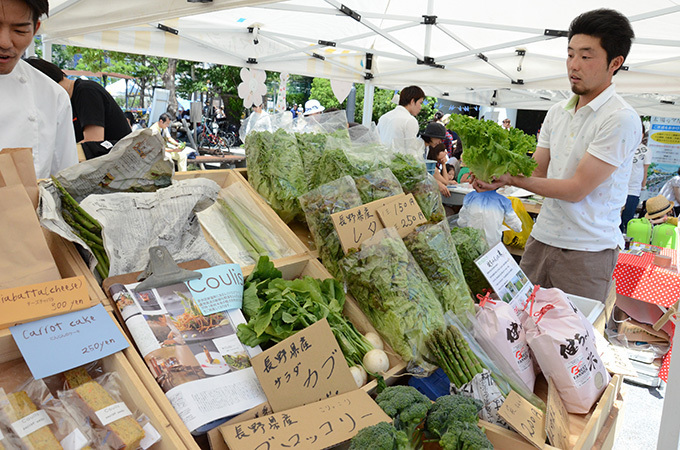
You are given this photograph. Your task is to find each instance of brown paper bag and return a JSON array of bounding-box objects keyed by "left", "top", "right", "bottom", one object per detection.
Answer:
[
  {"left": 0, "top": 148, "right": 39, "bottom": 208},
  {"left": 0, "top": 184, "right": 61, "bottom": 289}
]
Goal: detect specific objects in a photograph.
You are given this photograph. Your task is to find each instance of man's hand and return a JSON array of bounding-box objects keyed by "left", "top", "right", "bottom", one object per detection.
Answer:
[{"left": 471, "top": 173, "right": 511, "bottom": 192}]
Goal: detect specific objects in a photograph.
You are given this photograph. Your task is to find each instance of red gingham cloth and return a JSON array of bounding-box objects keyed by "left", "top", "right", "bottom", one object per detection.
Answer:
[{"left": 613, "top": 247, "right": 678, "bottom": 381}]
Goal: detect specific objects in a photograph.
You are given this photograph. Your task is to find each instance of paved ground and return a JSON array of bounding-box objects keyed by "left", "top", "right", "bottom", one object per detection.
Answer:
[{"left": 614, "top": 379, "right": 665, "bottom": 449}]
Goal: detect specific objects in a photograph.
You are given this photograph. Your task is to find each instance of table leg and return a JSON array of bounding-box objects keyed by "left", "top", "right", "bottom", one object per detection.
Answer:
[{"left": 657, "top": 315, "right": 679, "bottom": 449}]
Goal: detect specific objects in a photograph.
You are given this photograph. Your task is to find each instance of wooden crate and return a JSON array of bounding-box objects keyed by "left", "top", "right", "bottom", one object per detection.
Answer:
[
  {"left": 0, "top": 323, "right": 187, "bottom": 449},
  {"left": 483, "top": 374, "right": 625, "bottom": 450},
  {"left": 111, "top": 255, "right": 406, "bottom": 450},
  {"left": 42, "top": 228, "right": 107, "bottom": 305},
  {"left": 173, "top": 170, "right": 311, "bottom": 262}
]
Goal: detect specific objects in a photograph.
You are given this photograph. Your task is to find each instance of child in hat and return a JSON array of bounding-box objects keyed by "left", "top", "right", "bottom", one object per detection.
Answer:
[{"left": 645, "top": 195, "right": 678, "bottom": 226}]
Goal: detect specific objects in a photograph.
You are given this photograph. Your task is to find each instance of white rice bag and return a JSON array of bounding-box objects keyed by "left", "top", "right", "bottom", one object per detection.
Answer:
[
  {"left": 523, "top": 287, "right": 610, "bottom": 413},
  {"left": 475, "top": 297, "right": 536, "bottom": 391}
]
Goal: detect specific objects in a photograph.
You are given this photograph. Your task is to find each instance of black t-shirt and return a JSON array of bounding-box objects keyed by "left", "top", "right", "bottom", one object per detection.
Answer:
[{"left": 71, "top": 79, "right": 131, "bottom": 143}]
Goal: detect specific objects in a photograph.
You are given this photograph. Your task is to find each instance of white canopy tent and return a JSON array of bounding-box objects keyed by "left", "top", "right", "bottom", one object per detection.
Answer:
[{"left": 40, "top": 0, "right": 680, "bottom": 120}]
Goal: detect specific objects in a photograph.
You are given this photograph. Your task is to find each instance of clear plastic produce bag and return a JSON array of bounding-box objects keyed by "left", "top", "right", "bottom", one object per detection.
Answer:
[
  {"left": 353, "top": 168, "right": 403, "bottom": 204},
  {"left": 340, "top": 227, "right": 445, "bottom": 371}
]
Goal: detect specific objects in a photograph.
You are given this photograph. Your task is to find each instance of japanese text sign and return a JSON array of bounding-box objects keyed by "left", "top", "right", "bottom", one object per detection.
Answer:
[
  {"left": 10, "top": 303, "right": 129, "bottom": 379},
  {"left": 546, "top": 378, "right": 570, "bottom": 449},
  {"left": 376, "top": 193, "right": 427, "bottom": 238},
  {"left": 220, "top": 389, "right": 391, "bottom": 450},
  {"left": 0, "top": 276, "right": 89, "bottom": 327},
  {"left": 331, "top": 194, "right": 406, "bottom": 253},
  {"left": 186, "top": 264, "right": 244, "bottom": 314},
  {"left": 499, "top": 390, "right": 547, "bottom": 448},
  {"left": 251, "top": 319, "right": 357, "bottom": 412}
]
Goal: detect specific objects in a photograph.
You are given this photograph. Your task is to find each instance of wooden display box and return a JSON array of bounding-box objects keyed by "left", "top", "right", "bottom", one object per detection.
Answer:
[
  {"left": 482, "top": 374, "right": 624, "bottom": 450},
  {"left": 0, "top": 323, "right": 187, "bottom": 449},
  {"left": 173, "top": 169, "right": 311, "bottom": 262},
  {"left": 43, "top": 228, "right": 108, "bottom": 306},
  {"left": 111, "top": 255, "right": 406, "bottom": 449}
]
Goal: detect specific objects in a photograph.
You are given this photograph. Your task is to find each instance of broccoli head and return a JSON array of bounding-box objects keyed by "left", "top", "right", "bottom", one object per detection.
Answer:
[
  {"left": 375, "top": 386, "right": 431, "bottom": 431},
  {"left": 348, "top": 421, "right": 410, "bottom": 450},
  {"left": 439, "top": 421, "right": 493, "bottom": 450},
  {"left": 426, "top": 394, "right": 483, "bottom": 438}
]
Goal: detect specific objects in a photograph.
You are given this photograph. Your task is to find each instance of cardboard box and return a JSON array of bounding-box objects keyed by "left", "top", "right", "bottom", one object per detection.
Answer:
[
  {"left": 484, "top": 374, "right": 624, "bottom": 450},
  {"left": 173, "top": 169, "right": 311, "bottom": 262},
  {"left": 0, "top": 321, "right": 187, "bottom": 449}
]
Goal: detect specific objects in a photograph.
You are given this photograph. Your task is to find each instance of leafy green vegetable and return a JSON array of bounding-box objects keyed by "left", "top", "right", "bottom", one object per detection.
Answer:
[
  {"left": 448, "top": 114, "right": 537, "bottom": 183},
  {"left": 353, "top": 168, "right": 404, "bottom": 204},
  {"left": 245, "top": 128, "right": 307, "bottom": 223},
  {"left": 341, "top": 228, "right": 445, "bottom": 364},
  {"left": 236, "top": 256, "right": 373, "bottom": 367},
  {"left": 449, "top": 227, "right": 491, "bottom": 297},
  {"left": 313, "top": 137, "right": 388, "bottom": 188},
  {"left": 299, "top": 176, "right": 363, "bottom": 280},
  {"left": 389, "top": 153, "right": 427, "bottom": 192},
  {"left": 412, "top": 174, "right": 446, "bottom": 222},
  {"left": 404, "top": 221, "right": 475, "bottom": 321}
]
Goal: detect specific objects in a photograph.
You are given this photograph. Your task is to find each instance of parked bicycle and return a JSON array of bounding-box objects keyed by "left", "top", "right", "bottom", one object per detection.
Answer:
[{"left": 197, "top": 118, "right": 236, "bottom": 154}]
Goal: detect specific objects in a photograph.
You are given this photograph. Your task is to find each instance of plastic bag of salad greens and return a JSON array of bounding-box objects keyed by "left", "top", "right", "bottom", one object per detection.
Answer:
[
  {"left": 299, "top": 176, "right": 363, "bottom": 280},
  {"left": 449, "top": 227, "right": 492, "bottom": 297},
  {"left": 312, "top": 137, "right": 389, "bottom": 189},
  {"left": 245, "top": 127, "right": 307, "bottom": 223},
  {"left": 411, "top": 174, "right": 446, "bottom": 222},
  {"left": 353, "top": 168, "right": 404, "bottom": 204},
  {"left": 341, "top": 227, "right": 445, "bottom": 371},
  {"left": 404, "top": 220, "right": 475, "bottom": 321}
]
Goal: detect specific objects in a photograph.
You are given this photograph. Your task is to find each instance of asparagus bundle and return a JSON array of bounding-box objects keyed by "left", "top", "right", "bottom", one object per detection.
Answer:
[
  {"left": 426, "top": 325, "right": 484, "bottom": 388},
  {"left": 52, "top": 176, "right": 109, "bottom": 279}
]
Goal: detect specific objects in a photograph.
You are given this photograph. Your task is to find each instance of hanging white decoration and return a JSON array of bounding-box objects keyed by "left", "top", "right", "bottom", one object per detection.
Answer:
[
  {"left": 276, "top": 72, "right": 289, "bottom": 112},
  {"left": 330, "top": 79, "right": 353, "bottom": 104},
  {"left": 237, "top": 67, "right": 267, "bottom": 108}
]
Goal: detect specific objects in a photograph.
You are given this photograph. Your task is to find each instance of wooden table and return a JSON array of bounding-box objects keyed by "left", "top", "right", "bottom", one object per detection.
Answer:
[{"left": 187, "top": 154, "right": 245, "bottom": 170}]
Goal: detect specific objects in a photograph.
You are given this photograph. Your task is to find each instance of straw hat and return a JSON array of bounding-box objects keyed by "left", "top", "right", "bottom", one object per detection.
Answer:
[{"left": 645, "top": 195, "right": 674, "bottom": 220}]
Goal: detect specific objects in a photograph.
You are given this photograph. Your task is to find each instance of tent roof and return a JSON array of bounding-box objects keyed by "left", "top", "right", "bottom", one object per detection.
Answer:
[{"left": 41, "top": 0, "right": 680, "bottom": 116}]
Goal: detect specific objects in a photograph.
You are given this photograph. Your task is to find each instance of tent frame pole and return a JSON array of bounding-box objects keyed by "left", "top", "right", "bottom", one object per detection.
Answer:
[{"left": 362, "top": 80, "right": 374, "bottom": 127}]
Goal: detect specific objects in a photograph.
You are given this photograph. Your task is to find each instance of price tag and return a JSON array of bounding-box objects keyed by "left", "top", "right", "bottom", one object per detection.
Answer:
[
  {"left": 220, "top": 389, "right": 391, "bottom": 450},
  {"left": 331, "top": 194, "right": 405, "bottom": 253},
  {"left": 251, "top": 319, "right": 357, "bottom": 412},
  {"left": 498, "top": 390, "right": 546, "bottom": 448},
  {"left": 376, "top": 193, "right": 427, "bottom": 238},
  {"left": 10, "top": 303, "right": 129, "bottom": 379},
  {"left": 545, "top": 378, "right": 570, "bottom": 449},
  {"left": 0, "top": 276, "right": 89, "bottom": 327}
]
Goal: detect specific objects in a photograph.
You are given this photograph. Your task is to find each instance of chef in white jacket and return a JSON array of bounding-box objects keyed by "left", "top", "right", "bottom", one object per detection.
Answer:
[{"left": 0, "top": 0, "right": 77, "bottom": 179}]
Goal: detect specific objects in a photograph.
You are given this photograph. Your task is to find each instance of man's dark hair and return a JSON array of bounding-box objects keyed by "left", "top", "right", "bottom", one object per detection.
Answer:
[
  {"left": 399, "top": 86, "right": 425, "bottom": 106},
  {"left": 22, "top": 0, "right": 49, "bottom": 26},
  {"left": 25, "top": 57, "right": 65, "bottom": 82},
  {"left": 568, "top": 9, "right": 634, "bottom": 76},
  {"left": 124, "top": 111, "right": 136, "bottom": 124},
  {"left": 159, "top": 113, "right": 171, "bottom": 123}
]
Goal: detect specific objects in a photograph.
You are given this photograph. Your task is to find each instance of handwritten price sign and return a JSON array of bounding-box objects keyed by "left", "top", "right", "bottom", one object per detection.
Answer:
[
  {"left": 499, "top": 390, "right": 547, "bottom": 448},
  {"left": 11, "top": 303, "right": 128, "bottom": 379},
  {"left": 0, "top": 276, "right": 90, "bottom": 327},
  {"left": 376, "top": 193, "right": 426, "bottom": 238},
  {"left": 331, "top": 194, "right": 405, "bottom": 253}
]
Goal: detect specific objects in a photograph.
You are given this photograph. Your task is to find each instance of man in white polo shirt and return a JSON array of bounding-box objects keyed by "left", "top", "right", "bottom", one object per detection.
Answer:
[{"left": 473, "top": 9, "right": 641, "bottom": 302}]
